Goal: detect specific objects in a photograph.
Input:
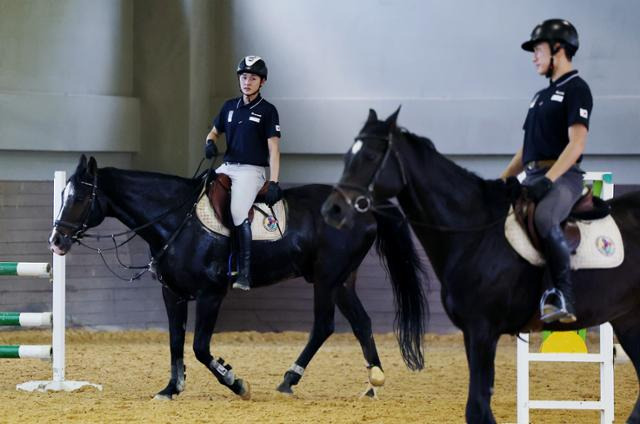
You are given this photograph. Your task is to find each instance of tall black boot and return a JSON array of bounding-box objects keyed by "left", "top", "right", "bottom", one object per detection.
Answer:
[
  {"left": 540, "top": 225, "right": 577, "bottom": 323},
  {"left": 232, "top": 219, "right": 252, "bottom": 291}
]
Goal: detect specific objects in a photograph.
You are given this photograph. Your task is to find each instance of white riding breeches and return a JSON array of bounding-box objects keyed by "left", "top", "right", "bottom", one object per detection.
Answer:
[{"left": 216, "top": 163, "right": 266, "bottom": 226}]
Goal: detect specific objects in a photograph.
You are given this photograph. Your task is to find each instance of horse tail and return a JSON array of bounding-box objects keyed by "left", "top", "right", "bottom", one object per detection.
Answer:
[{"left": 373, "top": 203, "right": 428, "bottom": 371}]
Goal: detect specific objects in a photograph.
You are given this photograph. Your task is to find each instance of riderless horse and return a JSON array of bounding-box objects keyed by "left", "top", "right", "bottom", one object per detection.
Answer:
[
  {"left": 322, "top": 108, "right": 640, "bottom": 423},
  {"left": 48, "top": 155, "right": 427, "bottom": 400}
]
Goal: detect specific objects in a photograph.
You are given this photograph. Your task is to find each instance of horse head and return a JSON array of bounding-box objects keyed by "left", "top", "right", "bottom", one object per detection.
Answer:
[
  {"left": 322, "top": 107, "right": 407, "bottom": 229},
  {"left": 48, "top": 155, "right": 107, "bottom": 255}
]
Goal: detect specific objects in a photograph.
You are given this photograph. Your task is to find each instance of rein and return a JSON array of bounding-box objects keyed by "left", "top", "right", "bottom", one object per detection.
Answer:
[
  {"left": 56, "top": 174, "right": 207, "bottom": 282},
  {"left": 369, "top": 202, "right": 513, "bottom": 233}
]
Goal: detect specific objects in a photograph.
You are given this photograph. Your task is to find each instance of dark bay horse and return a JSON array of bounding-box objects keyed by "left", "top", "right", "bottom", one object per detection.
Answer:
[
  {"left": 322, "top": 109, "right": 640, "bottom": 423},
  {"left": 48, "top": 155, "right": 427, "bottom": 400}
]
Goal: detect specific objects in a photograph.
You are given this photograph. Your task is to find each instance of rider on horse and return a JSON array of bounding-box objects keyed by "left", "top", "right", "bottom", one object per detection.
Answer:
[
  {"left": 501, "top": 19, "right": 593, "bottom": 323},
  {"left": 204, "top": 56, "right": 283, "bottom": 291}
]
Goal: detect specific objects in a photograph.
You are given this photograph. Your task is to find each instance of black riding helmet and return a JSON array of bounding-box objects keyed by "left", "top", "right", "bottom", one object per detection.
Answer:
[
  {"left": 236, "top": 56, "right": 268, "bottom": 80},
  {"left": 521, "top": 19, "right": 579, "bottom": 57}
]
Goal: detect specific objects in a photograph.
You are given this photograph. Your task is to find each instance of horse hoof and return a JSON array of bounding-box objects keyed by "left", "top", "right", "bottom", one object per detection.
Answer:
[
  {"left": 368, "top": 366, "right": 385, "bottom": 387},
  {"left": 153, "top": 393, "right": 173, "bottom": 401},
  {"left": 238, "top": 379, "right": 251, "bottom": 400},
  {"left": 359, "top": 384, "right": 378, "bottom": 400},
  {"left": 276, "top": 382, "right": 294, "bottom": 395}
]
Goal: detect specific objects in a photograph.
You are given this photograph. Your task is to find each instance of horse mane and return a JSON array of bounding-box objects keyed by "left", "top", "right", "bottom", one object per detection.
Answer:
[
  {"left": 98, "top": 167, "right": 201, "bottom": 186},
  {"left": 399, "top": 128, "right": 510, "bottom": 208}
]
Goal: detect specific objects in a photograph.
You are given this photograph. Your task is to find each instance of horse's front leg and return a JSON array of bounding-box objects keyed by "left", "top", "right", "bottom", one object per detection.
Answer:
[
  {"left": 154, "top": 286, "right": 188, "bottom": 400},
  {"left": 463, "top": 326, "right": 499, "bottom": 424},
  {"left": 277, "top": 282, "right": 337, "bottom": 395},
  {"left": 335, "top": 273, "right": 384, "bottom": 398},
  {"left": 193, "top": 287, "right": 251, "bottom": 400}
]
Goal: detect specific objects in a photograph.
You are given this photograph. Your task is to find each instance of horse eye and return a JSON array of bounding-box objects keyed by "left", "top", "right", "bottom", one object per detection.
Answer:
[{"left": 363, "top": 150, "right": 378, "bottom": 161}]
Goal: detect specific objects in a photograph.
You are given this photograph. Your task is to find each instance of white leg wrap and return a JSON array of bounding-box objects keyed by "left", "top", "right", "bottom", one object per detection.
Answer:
[
  {"left": 211, "top": 359, "right": 235, "bottom": 385},
  {"left": 289, "top": 363, "right": 305, "bottom": 376}
]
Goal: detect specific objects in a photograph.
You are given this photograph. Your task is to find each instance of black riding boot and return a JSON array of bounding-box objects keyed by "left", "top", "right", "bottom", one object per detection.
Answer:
[
  {"left": 540, "top": 225, "right": 577, "bottom": 323},
  {"left": 232, "top": 219, "right": 252, "bottom": 291}
]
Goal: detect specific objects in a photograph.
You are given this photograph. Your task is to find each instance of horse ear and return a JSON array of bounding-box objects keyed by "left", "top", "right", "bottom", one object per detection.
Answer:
[
  {"left": 367, "top": 109, "right": 378, "bottom": 123},
  {"left": 77, "top": 154, "right": 88, "bottom": 172},
  {"left": 87, "top": 156, "right": 98, "bottom": 177},
  {"left": 385, "top": 105, "right": 402, "bottom": 129}
]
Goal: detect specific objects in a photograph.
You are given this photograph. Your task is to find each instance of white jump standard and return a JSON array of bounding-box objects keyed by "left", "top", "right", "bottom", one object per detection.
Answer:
[
  {"left": 517, "top": 172, "right": 616, "bottom": 424},
  {"left": 0, "top": 171, "right": 102, "bottom": 393}
]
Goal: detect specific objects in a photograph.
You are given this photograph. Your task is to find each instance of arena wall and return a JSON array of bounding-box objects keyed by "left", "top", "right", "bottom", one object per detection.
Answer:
[{"left": 1, "top": 0, "right": 638, "bottom": 332}]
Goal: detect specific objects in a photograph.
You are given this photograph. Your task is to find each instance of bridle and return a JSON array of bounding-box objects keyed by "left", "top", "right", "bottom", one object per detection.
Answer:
[
  {"left": 53, "top": 173, "right": 99, "bottom": 243},
  {"left": 333, "top": 130, "right": 407, "bottom": 214},
  {"left": 51, "top": 173, "right": 206, "bottom": 282},
  {"left": 332, "top": 129, "right": 513, "bottom": 233}
]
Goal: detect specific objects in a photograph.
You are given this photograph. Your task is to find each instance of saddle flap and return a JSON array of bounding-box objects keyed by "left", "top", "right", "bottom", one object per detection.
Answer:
[
  {"left": 204, "top": 174, "right": 285, "bottom": 238},
  {"left": 505, "top": 209, "right": 624, "bottom": 270},
  {"left": 513, "top": 196, "right": 580, "bottom": 252},
  {"left": 197, "top": 187, "right": 286, "bottom": 241},
  {"left": 208, "top": 173, "right": 233, "bottom": 228}
]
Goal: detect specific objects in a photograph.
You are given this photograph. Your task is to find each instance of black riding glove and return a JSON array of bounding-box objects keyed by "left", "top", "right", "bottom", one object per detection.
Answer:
[
  {"left": 205, "top": 140, "right": 218, "bottom": 159},
  {"left": 526, "top": 177, "right": 553, "bottom": 203},
  {"left": 264, "top": 181, "right": 283, "bottom": 206}
]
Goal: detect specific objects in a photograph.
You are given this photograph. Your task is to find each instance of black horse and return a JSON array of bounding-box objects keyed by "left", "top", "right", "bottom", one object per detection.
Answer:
[
  {"left": 322, "top": 109, "right": 640, "bottom": 423},
  {"left": 48, "top": 155, "right": 427, "bottom": 400}
]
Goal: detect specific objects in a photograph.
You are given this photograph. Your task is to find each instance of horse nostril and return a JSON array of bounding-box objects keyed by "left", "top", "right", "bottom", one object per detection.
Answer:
[
  {"left": 49, "top": 233, "right": 60, "bottom": 246},
  {"left": 329, "top": 204, "right": 342, "bottom": 217}
]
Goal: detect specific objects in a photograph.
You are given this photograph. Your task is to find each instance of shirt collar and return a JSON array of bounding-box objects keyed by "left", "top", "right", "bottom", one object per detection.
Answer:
[
  {"left": 236, "top": 94, "right": 263, "bottom": 109},
  {"left": 551, "top": 70, "right": 578, "bottom": 87}
]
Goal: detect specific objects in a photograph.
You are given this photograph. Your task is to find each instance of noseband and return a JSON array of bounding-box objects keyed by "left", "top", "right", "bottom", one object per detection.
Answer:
[
  {"left": 334, "top": 131, "right": 407, "bottom": 213},
  {"left": 53, "top": 174, "right": 99, "bottom": 242}
]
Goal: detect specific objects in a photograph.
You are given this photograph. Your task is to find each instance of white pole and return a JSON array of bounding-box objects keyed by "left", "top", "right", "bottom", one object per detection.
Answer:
[
  {"left": 516, "top": 333, "right": 530, "bottom": 424},
  {"left": 52, "top": 171, "right": 66, "bottom": 383},
  {"left": 601, "top": 323, "right": 615, "bottom": 424}
]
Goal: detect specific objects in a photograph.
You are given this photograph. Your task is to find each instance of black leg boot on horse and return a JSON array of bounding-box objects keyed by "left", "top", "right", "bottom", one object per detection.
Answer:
[
  {"left": 232, "top": 219, "right": 252, "bottom": 291},
  {"left": 540, "top": 224, "right": 577, "bottom": 324}
]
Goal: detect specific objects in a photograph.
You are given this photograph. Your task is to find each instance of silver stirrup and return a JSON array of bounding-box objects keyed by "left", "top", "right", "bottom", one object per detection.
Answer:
[{"left": 539, "top": 288, "right": 570, "bottom": 323}]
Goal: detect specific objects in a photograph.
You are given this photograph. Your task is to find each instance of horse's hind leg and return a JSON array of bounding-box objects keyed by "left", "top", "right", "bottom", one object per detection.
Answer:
[
  {"left": 463, "top": 326, "right": 499, "bottom": 424},
  {"left": 611, "top": 314, "right": 640, "bottom": 423},
  {"left": 155, "top": 287, "right": 188, "bottom": 400},
  {"left": 193, "top": 288, "right": 251, "bottom": 400},
  {"left": 335, "top": 273, "right": 385, "bottom": 397},
  {"left": 276, "top": 282, "right": 337, "bottom": 395}
]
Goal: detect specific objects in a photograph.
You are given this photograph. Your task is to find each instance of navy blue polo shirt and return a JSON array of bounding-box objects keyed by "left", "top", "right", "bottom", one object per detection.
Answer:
[
  {"left": 212, "top": 95, "right": 281, "bottom": 166},
  {"left": 522, "top": 70, "right": 593, "bottom": 164}
]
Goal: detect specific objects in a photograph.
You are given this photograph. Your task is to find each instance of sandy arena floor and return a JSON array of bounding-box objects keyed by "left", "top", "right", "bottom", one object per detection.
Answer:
[{"left": 0, "top": 330, "right": 636, "bottom": 423}]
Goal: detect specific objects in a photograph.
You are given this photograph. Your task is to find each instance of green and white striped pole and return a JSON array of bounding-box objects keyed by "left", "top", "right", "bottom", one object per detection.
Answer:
[
  {"left": 0, "top": 262, "right": 50, "bottom": 278},
  {"left": 0, "top": 345, "right": 52, "bottom": 360},
  {"left": 0, "top": 312, "right": 52, "bottom": 327}
]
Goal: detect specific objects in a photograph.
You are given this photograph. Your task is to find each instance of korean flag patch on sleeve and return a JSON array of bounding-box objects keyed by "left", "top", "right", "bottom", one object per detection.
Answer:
[{"left": 579, "top": 108, "right": 589, "bottom": 119}]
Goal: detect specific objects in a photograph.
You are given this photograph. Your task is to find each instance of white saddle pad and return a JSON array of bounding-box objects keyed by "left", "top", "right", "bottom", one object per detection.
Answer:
[
  {"left": 195, "top": 193, "right": 287, "bottom": 241},
  {"left": 504, "top": 207, "right": 624, "bottom": 269}
]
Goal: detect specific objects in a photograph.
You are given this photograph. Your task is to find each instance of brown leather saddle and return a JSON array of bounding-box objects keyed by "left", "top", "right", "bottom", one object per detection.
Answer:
[
  {"left": 207, "top": 173, "right": 270, "bottom": 229},
  {"left": 513, "top": 188, "right": 611, "bottom": 252}
]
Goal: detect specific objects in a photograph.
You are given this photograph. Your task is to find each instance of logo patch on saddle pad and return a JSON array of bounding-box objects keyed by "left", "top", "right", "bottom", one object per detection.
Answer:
[
  {"left": 504, "top": 208, "right": 624, "bottom": 269},
  {"left": 195, "top": 194, "right": 287, "bottom": 241}
]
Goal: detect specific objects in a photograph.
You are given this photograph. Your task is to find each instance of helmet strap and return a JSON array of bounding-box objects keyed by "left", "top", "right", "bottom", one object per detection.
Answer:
[{"left": 545, "top": 42, "right": 559, "bottom": 80}]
